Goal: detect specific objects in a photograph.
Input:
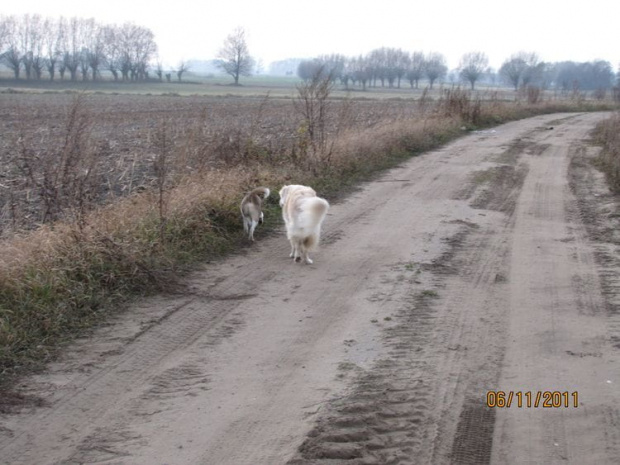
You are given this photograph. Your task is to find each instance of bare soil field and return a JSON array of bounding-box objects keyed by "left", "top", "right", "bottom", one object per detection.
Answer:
[
  {"left": 0, "top": 92, "right": 419, "bottom": 233},
  {"left": 1, "top": 111, "right": 619, "bottom": 464}
]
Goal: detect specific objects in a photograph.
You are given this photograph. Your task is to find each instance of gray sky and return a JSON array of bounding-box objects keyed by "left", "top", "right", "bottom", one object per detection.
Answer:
[{"left": 3, "top": 0, "right": 618, "bottom": 71}]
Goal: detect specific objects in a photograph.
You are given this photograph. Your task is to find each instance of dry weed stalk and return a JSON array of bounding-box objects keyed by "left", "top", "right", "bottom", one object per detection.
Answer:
[
  {"left": 293, "top": 67, "right": 336, "bottom": 172},
  {"left": 152, "top": 118, "right": 170, "bottom": 245},
  {"left": 12, "top": 94, "right": 101, "bottom": 229}
]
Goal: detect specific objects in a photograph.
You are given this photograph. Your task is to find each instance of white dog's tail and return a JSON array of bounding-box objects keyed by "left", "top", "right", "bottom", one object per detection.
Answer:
[
  {"left": 309, "top": 197, "right": 329, "bottom": 219},
  {"left": 299, "top": 197, "right": 329, "bottom": 225},
  {"left": 298, "top": 197, "right": 329, "bottom": 250}
]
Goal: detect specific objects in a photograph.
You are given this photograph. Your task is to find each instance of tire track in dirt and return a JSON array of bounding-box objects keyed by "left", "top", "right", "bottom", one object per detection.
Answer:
[
  {"left": 0, "top": 257, "right": 287, "bottom": 464},
  {"left": 0, "top": 293, "right": 258, "bottom": 464},
  {"left": 491, "top": 114, "right": 620, "bottom": 464}
]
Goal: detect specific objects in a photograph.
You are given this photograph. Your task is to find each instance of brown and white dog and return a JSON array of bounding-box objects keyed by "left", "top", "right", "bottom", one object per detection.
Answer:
[
  {"left": 278, "top": 184, "right": 329, "bottom": 264},
  {"left": 240, "top": 187, "right": 270, "bottom": 241}
]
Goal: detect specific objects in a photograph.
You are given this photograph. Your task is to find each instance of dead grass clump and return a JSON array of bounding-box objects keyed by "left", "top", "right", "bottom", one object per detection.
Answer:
[
  {"left": 593, "top": 113, "right": 620, "bottom": 192},
  {"left": 437, "top": 87, "right": 484, "bottom": 127},
  {"left": 526, "top": 86, "right": 543, "bottom": 104}
]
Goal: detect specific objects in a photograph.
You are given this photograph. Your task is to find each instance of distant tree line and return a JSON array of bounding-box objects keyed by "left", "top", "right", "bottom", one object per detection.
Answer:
[
  {"left": 0, "top": 14, "right": 157, "bottom": 81},
  {"left": 297, "top": 48, "right": 617, "bottom": 93},
  {"left": 499, "top": 52, "right": 615, "bottom": 92},
  {"left": 546, "top": 60, "right": 615, "bottom": 92},
  {"left": 1, "top": 13, "right": 616, "bottom": 92},
  {"left": 296, "top": 49, "right": 449, "bottom": 91}
]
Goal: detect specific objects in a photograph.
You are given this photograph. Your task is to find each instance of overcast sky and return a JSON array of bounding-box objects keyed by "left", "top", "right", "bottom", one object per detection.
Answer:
[{"left": 3, "top": 0, "right": 618, "bottom": 71}]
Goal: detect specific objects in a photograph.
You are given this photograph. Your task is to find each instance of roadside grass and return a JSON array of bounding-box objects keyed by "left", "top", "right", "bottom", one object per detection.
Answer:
[
  {"left": 0, "top": 88, "right": 616, "bottom": 379},
  {"left": 593, "top": 112, "right": 620, "bottom": 192}
]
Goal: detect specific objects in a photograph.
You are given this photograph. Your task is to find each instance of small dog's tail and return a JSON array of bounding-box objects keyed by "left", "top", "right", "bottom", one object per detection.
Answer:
[{"left": 249, "top": 187, "right": 270, "bottom": 199}]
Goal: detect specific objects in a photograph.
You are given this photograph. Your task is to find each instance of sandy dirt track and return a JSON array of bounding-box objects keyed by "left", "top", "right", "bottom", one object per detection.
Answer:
[{"left": 1, "top": 112, "right": 619, "bottom": 465}]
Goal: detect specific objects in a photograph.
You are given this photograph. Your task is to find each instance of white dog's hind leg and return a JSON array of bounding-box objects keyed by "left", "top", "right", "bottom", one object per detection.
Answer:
[
  {"left": 296, "top": 239, "right": 314, "bottom": 264},
  {"left": 301, "top": 244, "right": 313, "bottom": 264},
  {"left": 301, "top": 236, "right": 314, "bottom": 264},
  {"left": 292, "top": 239, "right": 303, "bottom": 262}
]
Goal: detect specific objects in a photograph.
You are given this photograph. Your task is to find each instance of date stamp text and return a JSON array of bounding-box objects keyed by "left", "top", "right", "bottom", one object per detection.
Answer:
[{"left": 486, "top": 391, "right": 579, "bottom": 408}]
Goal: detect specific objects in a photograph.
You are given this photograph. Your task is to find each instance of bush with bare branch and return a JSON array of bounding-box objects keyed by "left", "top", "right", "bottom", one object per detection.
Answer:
[
  {"left": 293, "top": 66, "right": 336, "bottom": 172},
  {"left": 11, "top": 94, "right": 102, "bottom": 229}
]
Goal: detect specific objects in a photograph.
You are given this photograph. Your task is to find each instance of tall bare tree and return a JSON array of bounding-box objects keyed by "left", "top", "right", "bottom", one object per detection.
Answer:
[
  {"left": 499, "top": 55, "right": 526, "bottom": 90},
  {"left": 176, "top": 60, "right": 190, "bottom": 81},
  {"left": 63, "top": 17, "right": 82, "bottom": 81},
  {"left": 425, "top": 52, "right": 447, "bottom": 89},
  {"left": 112, "top": 23, "right": 156, "bottom": 81},
  {"left": 21, "top": 14, "right": 44, "bottom": 80},
  {"left": 43, "top": 17, "right": 63, "bottom": 81},
  {"left": 519, "top": 52, "right": 543, "bottom": 88},
  {"left": 459, "top": 51, "right": 489, "bottom": 90},
  {"left": 0, "top": 15, "right": 9, "bottom": 52},
  {"left": 30, "top": 20, "right": 46, "bottom": 80},
  {"left": 83, "top": 19, "right": 106, "bottom": 81},
  {"left": 368, "top": 48, "right": 387, "bottom": 87},
  {"left": 349, "top": 55, "right": 370, "bottom": 90},
  {"left": 103, "top": 25, "right": 121, "bottom": 81},
  {"left": 382, "top": 48, "right": 409, "bottom": 88},
  {"left": 132, "top": 25, "right": 157, "bottom": 80},
  {"left": 216, "top": 27, "right": 254, "bottom": 85},
  {"left": 297, "top": 58, "right": 322, "bottom": 81},
  {"left": 3, "top": 16, "right": 22, "bottom": 79},
  {"left": 500, "top": 52, "right": 541, "bottom": 90},
  {"left": 406, "top": 52, "right": 425, "bottom": 89}
]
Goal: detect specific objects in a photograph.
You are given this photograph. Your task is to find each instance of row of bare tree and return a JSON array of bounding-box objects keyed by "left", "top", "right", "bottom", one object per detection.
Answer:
[
  {"left": 296, "top": 50, "right": 510, "bottom": 91},
  {"left": 0, "top": 14, "right": 157, "bottom": 81},
  {"left": 499, "top": 53, "right": 616, "bottom": 92},
  {"left": 297, "top": 49, "right": 617, "bottom": 92},
  {"left": 297, "top": 50, "right": 446, "bottom": 90}
]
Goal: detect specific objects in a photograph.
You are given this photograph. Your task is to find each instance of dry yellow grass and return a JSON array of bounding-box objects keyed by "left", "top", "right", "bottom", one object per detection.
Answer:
[{"left": 594, "top": 112, "right": 620, "bottom": 191}]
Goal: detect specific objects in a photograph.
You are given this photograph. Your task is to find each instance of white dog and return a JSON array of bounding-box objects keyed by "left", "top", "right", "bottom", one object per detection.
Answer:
[
  {"left": 279, "top": 184, "right": 329, "bottom": 264},
  {"left": 240, "top": 187, "right": 270, "bottom": 241}
]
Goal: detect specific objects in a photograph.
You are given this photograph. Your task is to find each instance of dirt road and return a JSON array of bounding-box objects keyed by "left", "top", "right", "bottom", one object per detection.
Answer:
[{"left": 1, "top": 112, "right": 619, "bottom": 465}]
